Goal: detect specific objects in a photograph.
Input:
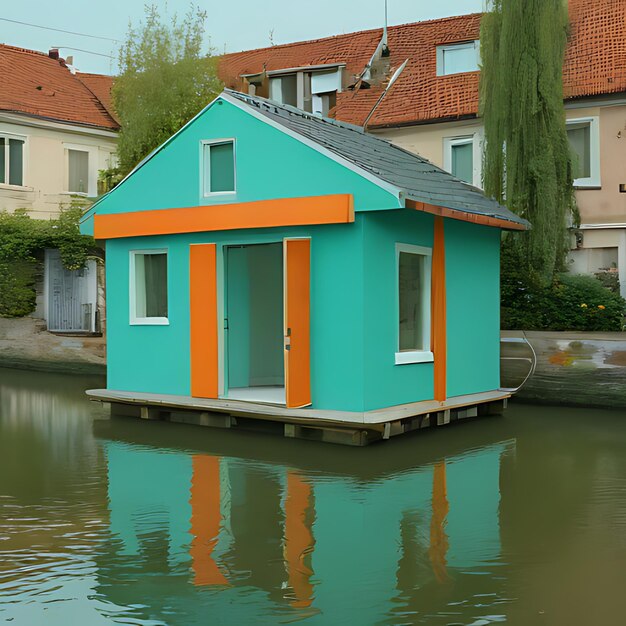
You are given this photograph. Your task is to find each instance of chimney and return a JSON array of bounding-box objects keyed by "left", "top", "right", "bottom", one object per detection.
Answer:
[{"left": 48, "top": 48, "right": 59, "bottom": 60}]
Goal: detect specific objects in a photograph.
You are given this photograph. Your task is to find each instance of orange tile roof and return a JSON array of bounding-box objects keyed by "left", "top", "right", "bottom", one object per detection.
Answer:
[
  {"left": 76, "top": 72, "right": 118, "bottom": 124},
  {"left": 0, "top": 44, "right": 119, "bottom": 130},
  {"left": 219, "top": 1, "right": 626, "bottom": 128}
]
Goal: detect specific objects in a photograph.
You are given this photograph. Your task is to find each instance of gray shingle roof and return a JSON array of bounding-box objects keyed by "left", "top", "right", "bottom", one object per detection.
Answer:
[{"left": 225, "top": 89, "right": 529, "bottom": 230}]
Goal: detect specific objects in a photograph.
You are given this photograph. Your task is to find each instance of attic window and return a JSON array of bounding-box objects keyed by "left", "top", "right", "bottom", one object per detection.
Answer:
[
  {"left": 202, "top": 140, "right": 236, "bottom": 196},
  {"left": 268, "top": 66, "right": 342, "bottom": 114},
  {"left": 436, "top": 41, "right": 480, "bottom": 76}
]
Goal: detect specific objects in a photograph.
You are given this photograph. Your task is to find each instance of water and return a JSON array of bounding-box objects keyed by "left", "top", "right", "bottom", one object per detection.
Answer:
[{"left": 1, "top": 368, "right": 626, "bottom": 625}]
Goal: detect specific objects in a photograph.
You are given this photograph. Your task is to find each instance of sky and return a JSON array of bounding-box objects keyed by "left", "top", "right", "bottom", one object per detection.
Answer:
[{"left": 0, "top": 0, "right": 484, "bottom": 75}]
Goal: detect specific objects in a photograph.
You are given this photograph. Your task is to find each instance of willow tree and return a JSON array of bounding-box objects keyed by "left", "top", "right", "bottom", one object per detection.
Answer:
[
  {"left": 480, "top": 0, "right": 578, "bottom": 283},
  {"left": 113, "top": 4, "right": 223, "bottom": 175}
]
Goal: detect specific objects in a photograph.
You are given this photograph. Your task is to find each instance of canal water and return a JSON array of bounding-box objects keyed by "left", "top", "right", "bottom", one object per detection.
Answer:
[{"left": 1, "top": 369, "right": 626, "bottom": 625}]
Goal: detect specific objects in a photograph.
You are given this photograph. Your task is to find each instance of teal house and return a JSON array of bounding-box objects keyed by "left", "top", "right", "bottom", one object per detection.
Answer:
[{"left": 82, "top": 90, "right": 528, "bottom": 440}]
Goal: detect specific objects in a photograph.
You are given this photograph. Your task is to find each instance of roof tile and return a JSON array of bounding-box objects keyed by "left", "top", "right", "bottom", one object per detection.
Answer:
[
  {"left": 219, "top": 1, "right": 626, "bottom": 128},
  {"left": 0, "top": 44, "right": 118, "bottom": 130}
]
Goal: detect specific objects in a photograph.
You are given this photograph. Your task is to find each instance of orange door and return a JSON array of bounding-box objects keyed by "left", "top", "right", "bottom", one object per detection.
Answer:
[
  {"left": 284, "top": 238, "right": 312, "bottom": 408},
  {"left": 190, "top": 244, "right": 219, "bottom": 398}
]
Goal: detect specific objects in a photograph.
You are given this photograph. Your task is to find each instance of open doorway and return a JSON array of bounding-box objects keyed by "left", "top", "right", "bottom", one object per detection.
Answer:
[{"left": 225, "top": 243, "right": 285, "bottom": 404}]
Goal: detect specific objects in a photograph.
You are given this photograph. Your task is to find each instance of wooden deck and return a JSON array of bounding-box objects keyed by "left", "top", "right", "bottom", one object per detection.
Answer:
[{"left": 87, "top": 388, "right": 510, "bottom": 446}]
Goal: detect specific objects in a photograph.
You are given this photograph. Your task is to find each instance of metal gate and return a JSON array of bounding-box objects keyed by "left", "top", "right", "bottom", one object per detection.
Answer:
[{"left": 46, "top": 249, "right": 97, "bottom": 332}]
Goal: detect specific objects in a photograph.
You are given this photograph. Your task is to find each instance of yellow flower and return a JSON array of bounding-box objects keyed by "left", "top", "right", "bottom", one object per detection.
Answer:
[
  {"left": 580, "top": 303, "right": 588, "bottom": 308},
  {"left": 598, "top": 305, "right": 606, "bottom": 310}
]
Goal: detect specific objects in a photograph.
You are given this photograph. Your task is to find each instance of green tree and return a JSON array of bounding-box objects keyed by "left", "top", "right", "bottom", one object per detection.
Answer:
[
  {"left": 113, "top": 4, "right": 223, "bottom": 174},
  {"left": 480, "top": 0, "right": 578, "bottom": 283}
]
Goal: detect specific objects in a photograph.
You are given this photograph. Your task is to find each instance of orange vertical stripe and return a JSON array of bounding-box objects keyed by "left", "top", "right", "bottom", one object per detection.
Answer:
[
  {"left": 190, "top": 244, "right": 219, "bottom": 398},
  {"left": 429, "top": 461, "right": 450, "bottom": 584},
  {"left": 432, "top": 216, "right": 447, "bottom": 402},
  {"left": 284, "top": 239, "right": 311, "bottom": 408},
  {"left": 284, "top": 472, "right": 315, "bottom": 608},
  {"left": 190, "top": 455, "right": 228, "bottom": 586}
]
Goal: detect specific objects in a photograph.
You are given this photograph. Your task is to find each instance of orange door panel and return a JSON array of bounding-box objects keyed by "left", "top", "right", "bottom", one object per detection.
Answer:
[
  {"left": 190, "top": 244, "right": 219, "bottom": 398},
  {"left": 284, "top": 239, "right": 312, "bottom": 408}
]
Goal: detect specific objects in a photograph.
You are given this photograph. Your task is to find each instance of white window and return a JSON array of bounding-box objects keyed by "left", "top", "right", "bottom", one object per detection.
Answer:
[
  {"left": 269, "top": 67, "right": 342, "bottom": 114},
  {"left": 64, "top": 143, "right": 96, "bottom": 195},
  {"left": 396, "top": 244, "right": 433, "bottom": 365},
  {"left": 0, "top": 134, "right": 25, "bottom": 187},
  {"left": 566, "top": 116, "right": 600, "bottom": 187},
  {"left": 443, "top": 134, "right": 482, "bottom": 187},
  {"left": 68, "top": 149, "right": 89, "bottom": 194},
  {"left": 436, "top": 41, "right": 480, "bottom": 76},
  {"left": 202, "top": 140, "right": 235, "bottom": 196},
  {"left": 130, "top": 250, "right": 169, "bottom": 325}
]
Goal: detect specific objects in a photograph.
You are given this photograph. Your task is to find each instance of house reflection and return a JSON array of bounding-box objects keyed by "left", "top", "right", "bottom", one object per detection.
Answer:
[{"left": 98, "top": 436, "right": 513, "bottom": 624}]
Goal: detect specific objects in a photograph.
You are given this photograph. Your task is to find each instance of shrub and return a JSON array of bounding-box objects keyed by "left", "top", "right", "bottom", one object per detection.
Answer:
[
  {"left": 502, "top": 261, "right": 626, "bottom": 331},
  {"left": 0, "top": 205, "right": 96, "bottom": 318}
]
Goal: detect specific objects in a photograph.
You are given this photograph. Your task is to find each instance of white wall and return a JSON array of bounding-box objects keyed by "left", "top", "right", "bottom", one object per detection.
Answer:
[{"left": 0, "top": 113, "right": 117, "bottom": 220}]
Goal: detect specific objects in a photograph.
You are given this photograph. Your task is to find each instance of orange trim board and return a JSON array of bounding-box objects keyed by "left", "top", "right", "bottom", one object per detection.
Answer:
[
  {"left": 190, "top": 244, "right": 219, "bottom": 399},
  {"left": 284, "top": 238, "right": 312, "bottom": 409},
  {"left": 432, "top": 216, "right": 447, "bottom": 402},
  {"left": 94, "top": 194, "right": 354, "bottom": 239},
  {"left": 407, "top": 199, "right": 527, "bottom": 231}
]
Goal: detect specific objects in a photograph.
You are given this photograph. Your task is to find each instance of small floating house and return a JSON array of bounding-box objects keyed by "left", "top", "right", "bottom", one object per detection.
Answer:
[{"left": 81, "top": 90, "right": 529, "bottom": 444}]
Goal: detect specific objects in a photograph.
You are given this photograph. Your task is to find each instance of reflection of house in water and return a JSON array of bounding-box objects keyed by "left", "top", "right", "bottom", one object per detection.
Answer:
[{"left": 97, "top": 434, "right": 514, "bottom": 624}]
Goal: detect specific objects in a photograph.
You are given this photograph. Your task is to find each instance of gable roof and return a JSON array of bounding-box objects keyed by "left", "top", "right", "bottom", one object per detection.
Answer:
[
  {"left": 0, "top": 44, "right": 118, "bottom": 130},
  {"left": 219, "top": 0, "right": 626, "bottom": 128},
  {"left": 224, "top": 90, "right": 528, "bottom": 229}
]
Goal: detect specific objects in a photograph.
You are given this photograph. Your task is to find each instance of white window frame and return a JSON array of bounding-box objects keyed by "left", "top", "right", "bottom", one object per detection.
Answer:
[
  {"left": 201, "top": 139, "right": 236, "bottom": 199},
  {"left": 566, "top": 116, "right": 601, "bottom": 188},
  {"left": 268, "top": 66, "right": 343, "bottom": 112},
  {"left": 63, "top": 142, "right": 97, "bottom": 196},
  {"left": 443, "top": 133, "right": 483, "bottom": 188},
  {"left": 436, "top": 40, "right": 480, "bottom": 77},
  {"left": 129, "top": 249, "right": 169, "bottom": 326},
  {"left": 0, "top": 131, "right": 27, "bottom": 189},
  {"left": 395, "top": 243, "right": 433, "bottom": 365}
]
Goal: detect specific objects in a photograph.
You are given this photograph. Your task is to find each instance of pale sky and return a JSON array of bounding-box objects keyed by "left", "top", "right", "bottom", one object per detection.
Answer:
[{"left": 0, "top": 0, "right": 484, "bottom": 75}]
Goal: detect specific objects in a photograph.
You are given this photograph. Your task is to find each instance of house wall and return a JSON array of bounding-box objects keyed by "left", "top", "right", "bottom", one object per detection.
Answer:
[
  {"left": 0, "top": 113, "right": 117, "bottom": 219},
  {"left": 362, "top": 209, "right": 501, "bottom": 411},
  {"left": 105, "top": 220, "right": 367, "bottom": 412}
]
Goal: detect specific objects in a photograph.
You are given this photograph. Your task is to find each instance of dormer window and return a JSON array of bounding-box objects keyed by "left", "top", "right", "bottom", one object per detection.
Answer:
[
  {"left": 202, "top": 140, "right": 235, "bottom": 196},
  {"left": 268, "top": 65, "right": 343, "bottom": 115},
  {"left": 436, "top": 41, "right": 480, "bottom": 76}
]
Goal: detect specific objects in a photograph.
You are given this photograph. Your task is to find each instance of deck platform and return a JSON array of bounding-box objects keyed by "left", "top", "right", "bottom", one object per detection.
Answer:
[{"left": 87, "top": 388, "right": 511, "bottom": 446}]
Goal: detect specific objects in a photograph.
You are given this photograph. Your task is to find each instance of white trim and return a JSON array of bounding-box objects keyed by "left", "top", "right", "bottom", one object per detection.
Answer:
[
  {"left": 395, "top": 350, "right": 434, "bottom": 365},
  {"left": 436, "top": 40, "right": 480, "bottom": 77},
  {"left": 580, "top": 223, "right": 626, "bottom": 230},
  {"left": 566, "top": 116, "right": 601, "bottom": 188},
  {"left": 0, "top": 111, "right": 118, "bottom": 138},
  {"left": 267, "top": 63, "right": 346, "bottom": 77},
  {"left": 63, "top": 143, "right": 97, "bottom": 196},
  {"left": 220, "top": 91, "right": 403, "bottom": 202},
  {"left": 443, "top": 133, "right": 482, "bottom": 188},
  {"left": 395, "top": 243, "right": 432, "bottom": 366},
  {"left": 200, "top": 138, "right": 237, "bottom": 199},
  {"left": 129, "top": 249, "right": 169, "bottom": 326}
]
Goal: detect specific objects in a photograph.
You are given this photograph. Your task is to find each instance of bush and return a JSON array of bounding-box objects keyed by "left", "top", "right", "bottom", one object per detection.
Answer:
[
  {"left": 502, "top": 250, "right": 626, "bottom": 331},
  {"left": 0, "top": 205, "right": 96, "bottom": 318}
]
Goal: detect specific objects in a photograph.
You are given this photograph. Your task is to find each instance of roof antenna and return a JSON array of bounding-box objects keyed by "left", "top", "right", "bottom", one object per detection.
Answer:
[{"left": 382, "top": 0, "right": 390, "bottom": 57}]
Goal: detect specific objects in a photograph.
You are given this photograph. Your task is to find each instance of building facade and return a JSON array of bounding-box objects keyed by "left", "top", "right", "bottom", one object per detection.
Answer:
[
  {"left": 220, "top": 0, "right": 626, "bottom": 295},
  {"left": 0, "top": 45, "right": 118, "bottom": 331}
]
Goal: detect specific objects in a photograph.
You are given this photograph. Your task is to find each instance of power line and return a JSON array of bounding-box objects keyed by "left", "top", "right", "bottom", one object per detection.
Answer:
[
  {"left": 0, "top": 17, "right": 119, "bottom": 42},
  {"left": 53, "top": 46, "right": 115, "bottom": 59}
]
